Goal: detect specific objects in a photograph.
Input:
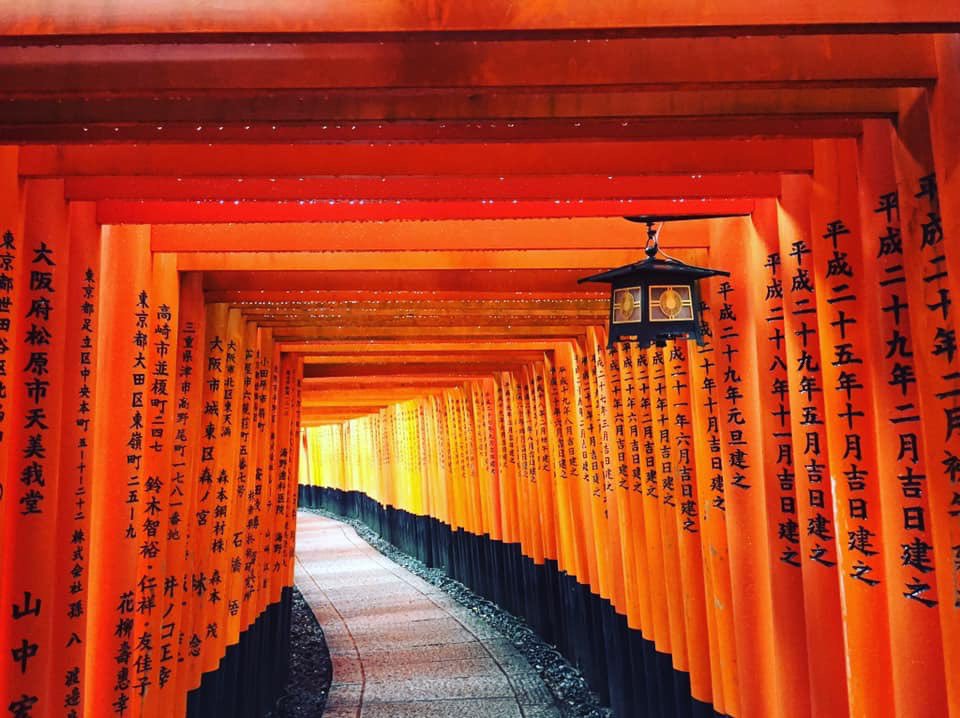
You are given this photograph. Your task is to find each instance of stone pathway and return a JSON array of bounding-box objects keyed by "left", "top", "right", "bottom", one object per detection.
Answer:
[{"left": 295, "top": 511, "right": 562, "bottom": 718}]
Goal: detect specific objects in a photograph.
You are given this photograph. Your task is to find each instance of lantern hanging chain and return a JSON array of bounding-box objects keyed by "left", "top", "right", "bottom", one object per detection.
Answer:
[{"left": 645, "top": 221, "right": 681, "bottom": 262}]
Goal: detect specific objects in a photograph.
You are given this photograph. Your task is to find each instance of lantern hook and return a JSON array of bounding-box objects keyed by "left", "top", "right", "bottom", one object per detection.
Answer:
[
  {"left": 644, "top": 221, "right": 681, "bottom": 263},
  {"left": 644, "top": 221, "right": 660, "bottom": 257}
]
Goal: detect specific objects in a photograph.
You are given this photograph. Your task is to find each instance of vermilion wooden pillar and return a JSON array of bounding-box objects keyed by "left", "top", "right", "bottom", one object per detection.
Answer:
[
  {"left": 809, "top": 139, "right": 895, "bottom": 718},
  {"left": 554, "top": 343, "right": 593, "bottom": 600},
  {"left": 663, "top": 342, "right": 712, "bottom": 708},
  {"left": 47, "top": 201, "right": 100, "bottom": 718},
  {"left": 0, "top": 148, "right": 22, "bottom": 670},
  {"left": 0, "top": 179, "right": 70, "bottom": 718},
  {"left": 705, "top": 217, "right": 779, "bottom": 718},
  {"left": 776, "top": 174, "right": 849, "bottom": 718},
  {"left": 609, "top": 346, "right": 643, "bottom": 636},
  {"left": 644, "top": 340, "right": 689, "bottom": 681},
  {"left": 894, "top": 88, "right": 960, "bottom": 718},
  {"left": 213, "top": 307, "right": 245, "bottom": 669},
  {"left": 748, "top": 200, "right": 812, "bottom": 718},
  {"left": 85, "top": 224, "right": 152, "bottom": 718},
  {"left": 687, "top": 300, "right": 739, "bottom": 718},
  {"left": 167, "top": 272, "right": 205, "bottom": 718},
  {"left": 236, "top": 319, "right": 260, "bottom": 639},
  {"left": 630, "top": 342, "right": 672, "bottom": 672},
  {"left": 138, "top": 251, "right": 180, "bottom": 718},
  {"left": 578, "top": 339, "right": 608, "bottom": 614},
  {"left": 186, "top": 302, "right": 229, "bottom": 690},
  {"left": 251, "top": 326, "right": 274, "bottom": 625},
  {"left": 857, "top": 119, "right": 949, "bottom": 718}
]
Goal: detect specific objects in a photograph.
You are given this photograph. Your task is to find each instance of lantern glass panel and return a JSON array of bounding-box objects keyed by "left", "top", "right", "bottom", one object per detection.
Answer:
[
  {"left": 649, "top": 284, "right": 694, "bottom": 322},
  {"left": 612, "top": 286, "right": 643, "bottom": 324}
]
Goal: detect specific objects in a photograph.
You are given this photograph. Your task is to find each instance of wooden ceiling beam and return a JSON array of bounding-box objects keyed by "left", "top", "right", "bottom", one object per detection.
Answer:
[
  {"left": 0, "top": 36, "right": 934, "bottom": 94},
  {"left": 302, "top": 415, "right": 376, "bottom": 421},
  {"left": 177, "top": 248, "right": 706, "bottom": 272},
  {"left": 200, "top": 269, "right": 617, "bottom": 293},
  {"left": 274, "top": 325, "right": 593, "bottom": 341},
  {"left": 284, "top": 340, "right": 571, "bottom": 353},
  {"left": 160, "top": 217, "right": 712, "bottom": 252},
  {"left": 18, "top": 139, "right": 814, "bottom": 177},
  {"left": 247, "top": 309, "right": 604, "bottom": 320},
  {"left": 302, "top": 375, "right": 492, "bottom": 387},
  {"left": 303, "top": 396, "right": 447, "bottom": 408},
  {"left": 0, "top": 88, "right": 900, "bottom": 125},
  {"left": 303, "top": 387, "right": 470, "bottom": 399},
  {"left": 253, "top": 320, "right": 600, "bottom": 329},
  {"left": 213, "top": 290, "right": 603, "bottom": 303},
  {"left": 0, "top": 116, "right": 865, "bottom": 143},
  {"left": 255, "top": 307, "right": 606, "bottom": 318},
  {"left": 302, "top": 408, "right": 382, "bottom": 415},
  {"left": 1, "top": 3, "right": 956, "bottom": 37},
  {"left": 302, "top": 363, "right": 548, "bottom": 378},
  {"left": 70, "top": 174, "right": 782, "bottom": 202},
  {"left": 301, "top": 351, "right": 549, "bottom": 365},
  {"left": 100, "top": 198, "right": 753, "bottom": 224}
]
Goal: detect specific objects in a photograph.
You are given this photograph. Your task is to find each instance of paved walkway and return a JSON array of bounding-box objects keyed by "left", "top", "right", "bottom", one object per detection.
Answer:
[{"left": 295, "top": 511, "right": 562, "bottom": 718}]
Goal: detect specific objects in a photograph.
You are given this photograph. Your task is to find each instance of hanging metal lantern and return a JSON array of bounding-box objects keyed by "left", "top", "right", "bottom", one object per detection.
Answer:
[{"left": 579, "top": 218, "right": 730, "bottom": 349}]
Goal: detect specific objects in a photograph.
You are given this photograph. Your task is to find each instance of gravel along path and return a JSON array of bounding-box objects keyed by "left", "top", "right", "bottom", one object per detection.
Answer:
[{"left": 269, "top": 586, "right": 333, "bottom": 717}]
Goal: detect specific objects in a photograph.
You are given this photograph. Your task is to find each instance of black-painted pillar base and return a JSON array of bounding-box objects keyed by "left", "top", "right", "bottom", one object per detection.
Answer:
[{"left": 185, "top": 586, "right": 293, "bottom": 718}]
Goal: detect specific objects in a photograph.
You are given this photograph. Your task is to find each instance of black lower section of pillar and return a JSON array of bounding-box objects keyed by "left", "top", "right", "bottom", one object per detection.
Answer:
[
  {"left": 300, "top": 484, "right": 725, "bottom": 718},
  {"left": 185, "top": 586, "right": 293, "bottom": 718}
]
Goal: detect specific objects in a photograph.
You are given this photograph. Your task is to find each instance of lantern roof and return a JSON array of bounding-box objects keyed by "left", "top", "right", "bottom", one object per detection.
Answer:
[{"left": 577, "top": 254, "right": 730, "bottom": 285}]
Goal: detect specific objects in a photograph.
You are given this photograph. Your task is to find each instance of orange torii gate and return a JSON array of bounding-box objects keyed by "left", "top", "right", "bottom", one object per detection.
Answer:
[{"left": 0, "top": 6, "right": 959, "bottom": 718}]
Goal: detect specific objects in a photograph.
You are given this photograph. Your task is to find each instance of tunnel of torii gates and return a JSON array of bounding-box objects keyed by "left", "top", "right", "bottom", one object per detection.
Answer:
[{"left": 1, "top": 7, "right": 960, "bottom": 718}]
